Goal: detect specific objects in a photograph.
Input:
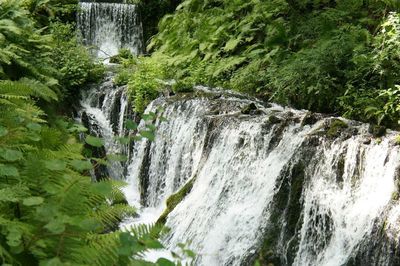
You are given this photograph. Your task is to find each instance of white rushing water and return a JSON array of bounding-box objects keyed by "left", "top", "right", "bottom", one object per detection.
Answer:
[
  {"left": 75, "top": 3, "right": 400, "bottom": 263},
  {"left": 294, "top": 139, "right": 399, "bottom": 266},
  {"left": 77, "top": 2, "right": 143, "bottom": 59},
  {"left": 121, "top": 92, "right": 400, "bottom": 265},
  {"left": 78, "top": 79, "right": 400, "bottom": 265},
  {"left": 78, "top": 73, "right": 129, "bottom": 179}
]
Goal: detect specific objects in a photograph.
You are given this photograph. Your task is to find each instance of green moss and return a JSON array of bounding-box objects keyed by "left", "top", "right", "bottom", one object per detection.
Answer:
[
  {"left": 241, "top": 103, "right": 257, "bottom": 114},
  {"left": 326, "top": 119, "right": 348, "bottom": 138},
  {"left": 156, "top": 177, "right": 196, "bottom": 225},
  {"left": 268, "top": 115, "right": 281, "bottom": 124},
  {"left": 369, "top": 125, "right": 386, "bottom": 137},
  {"left": 392, "top": 191, "right": 399, "bottom": 201},
  {"left": 258, "top": 162, "right": 306, "bottom": 265},
  {"left": 394, "top": 135, "right": 400, "bottom": 145}
]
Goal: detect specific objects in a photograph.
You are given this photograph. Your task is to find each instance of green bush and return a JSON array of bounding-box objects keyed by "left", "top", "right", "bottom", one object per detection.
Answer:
[
  {"left": 149, "top": 0, "right": 400, "bottom": 128},
  {"left": 113, "top": 69, "right": 131, "bottom": 86},
  {"left": 127, "top": 56, "right": 166, "bottom": 113},
  {"left": 50, "top": 22, "right": 105, "bottom": 98}
]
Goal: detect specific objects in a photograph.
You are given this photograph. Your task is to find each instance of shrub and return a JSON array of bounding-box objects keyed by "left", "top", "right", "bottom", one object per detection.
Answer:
[{"left": 127, "top": 56, "right": 166, "bottom": 113}]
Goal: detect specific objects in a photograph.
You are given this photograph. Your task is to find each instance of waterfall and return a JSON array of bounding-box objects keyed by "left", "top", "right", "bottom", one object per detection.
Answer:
[
  {"left": 119, "top": 88, "right": 400, "bottom": 265},
  {"left": 78, "top": 72, "right": 131, "bottom": 179},
  {"left": 75, "top": 5, "right": 400, "bottom": 263},
  {"left": 77, "top": 1, "right": 143, "bottom": 59}
]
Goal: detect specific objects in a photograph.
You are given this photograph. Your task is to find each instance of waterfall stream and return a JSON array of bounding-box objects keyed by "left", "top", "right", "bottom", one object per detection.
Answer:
[
  {"left": 76, "top": 3, "right": 400, "bottom": 265},
  {"left": 79, "top": 82, "right": 400, "bottom": 265},
  {"left": 77, "top": 1, "right": 143, "bottom": 59}
]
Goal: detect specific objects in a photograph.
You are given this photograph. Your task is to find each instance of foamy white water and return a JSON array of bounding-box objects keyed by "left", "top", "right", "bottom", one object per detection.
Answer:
[{"left": 77, "top": 2, "right": 143, "bottom": 59}]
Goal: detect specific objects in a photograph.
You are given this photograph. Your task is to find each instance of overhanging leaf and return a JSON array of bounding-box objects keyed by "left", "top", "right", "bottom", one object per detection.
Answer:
[
  {"left": 85, "top": 135, "right": 104, "bottom": 147},
  {"left": 23, "top": 197, "right": 44, "bottom": 206}
]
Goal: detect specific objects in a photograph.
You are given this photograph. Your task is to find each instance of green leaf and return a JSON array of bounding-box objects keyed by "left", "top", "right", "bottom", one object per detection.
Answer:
[
  {"left": 39, "top": 257, "right": 64, "bottom": 266},
  {"left": 146, "top": 124, "right": 156, "bottom": 131},
  {"left": 91, "top": 182, "right": 113, "bottom": 196},
  {"left": 107, "top": 154, "right": 128, "bottom": 162},
  {"left": 0, "top": 126, "right": 8, "bottom": 137},
  {"left": 159, "top": 116, "right": 168, "bottom": 122},
  {"left": 27, "top": 133, "right": 41, "bottom": 142},
  {"left": 224, "top": 38, "right": 241, "bottom": 52},
  {"left": 23, "top": 197, "right": 44, "bottom": 206},
  {"left": 142, "top": 113, "right": 155, "bottom": 121},
  {"left": 156, "top": 258, "right": 175, "bottom": 266},
  {"left": 0, "top": 164, "right": 19, "bottom": 177},
  {"left": 70, "top": 160, "right": 93, "bottom": 171},
  {"left": 45, "top": 160, "right": 66, "bottom": 171},
  {"left": 68, "top": 124, "right": 88, "bottom": 133},
  {"left": 85, "top": 135, "right": 104, "bottom": 147},
  {"left": 76, "top": 218, "right": 100, "bottom": 231},
  {"left": 125, "top": 119, "right": 138, "bottom": 130},
  {"left": 140, "top": 130, "right": 155, "bottom": 141},
  {"left": 7, "top": 228, "right": 22, "bottom": 247},
  {"left": 92, "top": 158, "right": 108, "bottom": 166},
  {"left": 44, "top": 219, "right": 65, "bottom": 234},
  {"left": 184, "top": 249, "right": 196, "bottom": 258},
  {"left": 116, "top": 136, "right": 131, "bottom": 145},
  {"left": 142, "top": 238, "right": 163, "bottom": 249},
  {"left": 0, "top": 149, "right": 23, "bottom": 161},
  {"left": 26, "top": 123, "right": 42, "bottom": 132}
]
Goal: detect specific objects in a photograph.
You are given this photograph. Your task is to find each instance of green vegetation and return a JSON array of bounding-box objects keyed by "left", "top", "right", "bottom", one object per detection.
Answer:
[
  {"left": 113, "top": 51, "right": 167, "bottom": 113},
  {"left": 326, "top": 119, "right": 349, "bottom": 138},
  {"left": 50, "top": 22, "right": 105, "bottom": 98},
  {"left": 144, "top": 0, "right": 400, "bottom": 129},
  {"left": 138, "top": 0, "right": 182, "bottom": 46},
  {"left": 157, "top": 177, "right": 196, "bottom": 225},
  {"left": 0, "top": 0, "right": 177, "bottom": 264}
]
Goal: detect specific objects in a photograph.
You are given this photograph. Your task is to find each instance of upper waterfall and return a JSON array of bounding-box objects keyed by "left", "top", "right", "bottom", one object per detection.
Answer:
[{"left": 77, "top": 1, "right": 143, "bottom": 59}]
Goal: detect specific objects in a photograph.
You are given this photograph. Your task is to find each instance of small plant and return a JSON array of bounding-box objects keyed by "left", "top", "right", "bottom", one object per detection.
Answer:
[
  {"left": 113, "top": 69, "right": 131, "bottom": 86},
  {"left": 127, "top": 56, "right": 166, "bottom": 113}
]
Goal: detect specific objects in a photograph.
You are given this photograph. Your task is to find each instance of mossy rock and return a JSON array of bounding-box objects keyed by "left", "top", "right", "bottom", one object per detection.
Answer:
[
  {"left": 326, "top": 119, "right": 349, "bottom": 138},
  {"left": 268, "top": 115, "right": 281, "bottom": 124},
  {"left": 368, "top": 124, "right": 386, "bottom": 137},
  {"left": 301, "top": 112, "right": 320, "bottom": 127},
  {"left": 156, "top": 177, "right": 196, "bottom": 225},
  {"left": 109, "top": 55, "right": 121, "bottom": 64},
  {"left": 241, "top": 103, "right": 257, "bottom": 114}
]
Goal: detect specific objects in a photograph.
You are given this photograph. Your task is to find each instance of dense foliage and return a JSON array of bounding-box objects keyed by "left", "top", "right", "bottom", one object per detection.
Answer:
[
  {"left": 0, "top": 1, "right": 178, "bottom": 265},
  {"left": 138, "top": 0, "right": 182, "bottom": 47},
  {"left": 148, "top": 0, "right": 400, "bottom": 128},
  {"left": 113, "top": 50, "right": 168, "bottom": 113}
]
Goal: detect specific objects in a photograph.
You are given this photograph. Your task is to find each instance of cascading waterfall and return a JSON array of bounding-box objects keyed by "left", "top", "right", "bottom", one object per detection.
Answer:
[
  {"left": 78, "top": 72, "right": 131, "bottom": 179},
  {"left": 120, "top": 88, "right": 400, "bottom": 266},
  {"left": 78, "top": 78, "right": 400, "bottom": 264},
  {"left": 75, "top": 2, "right": 400, "bottom": 265},
  {"left": 77, "top": 1, "right": 143, "bottom": 59}
]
